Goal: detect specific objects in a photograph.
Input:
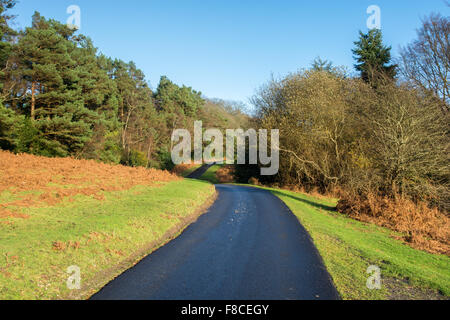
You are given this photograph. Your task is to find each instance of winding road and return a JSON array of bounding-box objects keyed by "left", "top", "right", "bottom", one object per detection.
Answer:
[
  {"left": 91, "top": 167, "right": 340, "bottom": 300},
  {"left": 186, "top": 162, "right": 216, "bottom": 179}
]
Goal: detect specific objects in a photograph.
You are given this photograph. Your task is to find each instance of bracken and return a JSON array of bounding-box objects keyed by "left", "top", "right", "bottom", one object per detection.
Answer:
[
  {"left": 0, "top": 151, "right": 180, "bottom": 218},
  {"left": 337, "top": 193, "right": 450, "bottom": 256}
]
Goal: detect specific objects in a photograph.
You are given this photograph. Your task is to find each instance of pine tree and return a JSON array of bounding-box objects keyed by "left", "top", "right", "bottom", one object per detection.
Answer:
[
  {"left": 0, "top": 101, "right": 21, "bottom": 150},
  {"left": 70, "top": 36, "right": 121, "bottom": 161},
  {"left": 352, "top": 29, "right": 397, "bottom": 85},
  {"left": 0, "top": 2, "right": 22, "bottom": 151},
  {"left": 0, "top": 0, "right": 17, "bottom": 93},
  {"left": 154, "top": 76, "right": 204, "bottom": 155},
  {"left": 155, "top": 76, "right": 203, "bottom": 117},
  {"left": 14, "top": 13, "right": 99, "bottom": 156},
  {"left": 0, "top": 0, "right": 16, "bottom": 65},
  {"left": 311, "top": 57, "right": 333, "bottom": 72},
  {"left": 0, "top": 9, "right": 222, "bottom": 169}
]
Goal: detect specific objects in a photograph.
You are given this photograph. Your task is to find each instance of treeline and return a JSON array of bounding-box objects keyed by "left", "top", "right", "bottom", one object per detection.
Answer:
[
  {"left": 0, "top": 2, "right": 247, "bottom": 169},
  {"left": 240, "top": 15, "right": 449, "bottom": 216}
]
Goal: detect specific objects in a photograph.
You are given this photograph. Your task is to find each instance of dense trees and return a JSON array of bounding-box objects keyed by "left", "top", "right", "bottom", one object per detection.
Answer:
[
  {"left": 0, "top": 7, "right": 247, "bottom": 169},
  {"left": 155, "top": 76, "right": 203, "bottom": 118},
  {"left": 0, "top": 0, "right": 16, "bottom": 82},
  {"left": 13, "top": 13, "right": 101, "bottom": 156},
  {"left": 362, "top": 84, "right": 448, "bottom": 203},
  {"left": 252, "top": 70, "right": 352, "bottom": 189},
  {"left": 0, "top": 0, "right": 21, "bottom": 151},
  {"left": 252, "top": 69, "right": 448, "bottom": 210},
  {"left": 248, "top": 25, "right": 449, "bottom": 214}
]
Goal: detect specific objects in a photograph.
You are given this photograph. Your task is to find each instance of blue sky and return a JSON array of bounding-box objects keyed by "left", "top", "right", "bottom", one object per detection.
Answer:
[{"left": 10, "top": 0, "right": 449, "bottom": 104}]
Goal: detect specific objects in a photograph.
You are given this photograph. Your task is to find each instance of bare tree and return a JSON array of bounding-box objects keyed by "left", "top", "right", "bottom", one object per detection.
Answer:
[
  {"left": 252, "top": 70, "right": 359, "bottom": 191},
  {"left": 399, "top": 13, "right": 449, "bottom": 112},
  {"left": 361, "top": 83, "right": 449, "bottom": 204}
]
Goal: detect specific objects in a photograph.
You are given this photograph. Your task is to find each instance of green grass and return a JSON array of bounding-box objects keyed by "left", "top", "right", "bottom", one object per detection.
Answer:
[
  {"left": 261, "top": 186, "right": 450, "bottom": 299},
  {"left": 0, "top": 180, "right": 215, "bottom": 300},
  {"left": 199, "top": 164, "right": 223, "bottom": 184}
]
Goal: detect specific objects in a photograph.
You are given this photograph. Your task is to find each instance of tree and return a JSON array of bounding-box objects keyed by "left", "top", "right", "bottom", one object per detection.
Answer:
[
  {"left": 0, "top": 100, "right": 21, "bottom": 150},
  {"left": 17, "top": 12, "right": 78, "bottom": 120},
  {"left": 252, "top": 70, "right": 359, "bottom": 191},
  {"left": 251, "top": 69, "right": 449, "bottom": 211},
  {"left": 399, "top": 13, "right": 449, "bottom": 112},
  {"left": 70, "top": 38, "right": 121, "bottom": 161},
  {"left": 72, "top": 36, "right": 118, "bottom": 115},
  {"left": 0, "top": 0, "right": 16, "bottom": 66},
  {"left": 359, "top": 83, "right": 449, "bottom": 207},
  {"left": 353, "top": 29, "right": 397, "bottom": 85},
  {"left": 311, "top": 57, "right": 333, "bottom": 72},
  {"left": 0, "top": 10, "right": 246, "bottom": 170},
  {"left": 13, "top": 13, "right": 99, "bottom": 156},
  {"left": 155, "top": 76, "right": 204, "bottom": 153},
  {"left": 112, "top": 60, "right": 154, "bottom": 159},
  {"left": 155, "top": 76, "right": 204, "bottom": 117},
  {"left": 0, "top": 0, "right": 17, "bottom": 93}
]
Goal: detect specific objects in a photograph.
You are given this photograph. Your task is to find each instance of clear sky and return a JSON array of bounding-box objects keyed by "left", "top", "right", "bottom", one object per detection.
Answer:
[{"left": 10, "top": 0, "right": 449, "bottom": 104}]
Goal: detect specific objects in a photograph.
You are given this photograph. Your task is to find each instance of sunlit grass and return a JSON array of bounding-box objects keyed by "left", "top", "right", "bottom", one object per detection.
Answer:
[
  {"left": 0, "top": 180, "right": 215, "bottom": 300},
  {"left": 262, "top": 186, "right": 450, "bottom": 299},
  {"left": 199, "top": 164, "right": 223, "bottom": 184}
]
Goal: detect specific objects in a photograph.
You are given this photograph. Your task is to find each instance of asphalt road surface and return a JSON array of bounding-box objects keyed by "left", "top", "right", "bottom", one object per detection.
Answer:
[
  {"left": 91, "top": 181, "right": 340, "bottom": 300},
  {"left": 186, "top": 162, "right": 216, "bottom": 179}
]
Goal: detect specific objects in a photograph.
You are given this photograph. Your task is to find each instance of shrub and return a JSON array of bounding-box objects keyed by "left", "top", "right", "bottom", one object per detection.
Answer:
[
  {"left": 127, "top": 150, "right": 148, "bottom": 168},
  {"left": 248, "top": 177, "right": 260, "bottom": 186},
  {"left": 158, "top": 149, "right": 175, "bottom": 171},
  {"left": 337, "top": 193, "right": 450, "bottom": 255}
]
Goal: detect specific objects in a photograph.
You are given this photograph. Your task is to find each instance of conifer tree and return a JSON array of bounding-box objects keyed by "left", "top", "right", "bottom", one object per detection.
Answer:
[
  {"left": 155, "top": 76, "right": 203, "bottom": 118},
  {"left": 311, "top": 57, "right": 333, "bottom": 72},
  {"left": 0, "top": 0, "right": 17, "bottom": 93},
  {"left": 352, "top": 29, "right": 397, "bottom": 85},
  {"left": 0, "top": 0, "right": 16, "bottom": 66},
  {"left": 15, "top": 13, "right": 98, "bottom": 156}
]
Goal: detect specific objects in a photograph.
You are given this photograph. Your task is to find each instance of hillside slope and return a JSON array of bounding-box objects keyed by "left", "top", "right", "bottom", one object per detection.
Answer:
[{"left": 0, "top": 151, "right": 215, "bottom": 299}]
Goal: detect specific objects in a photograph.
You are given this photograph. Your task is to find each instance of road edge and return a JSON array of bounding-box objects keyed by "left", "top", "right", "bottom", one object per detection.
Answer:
[
  {"left": 65, "top": 188, "right": 219, "bottom": 300},
  {"left": 232, "top": 184, "right": 341, "bottom": 300}
]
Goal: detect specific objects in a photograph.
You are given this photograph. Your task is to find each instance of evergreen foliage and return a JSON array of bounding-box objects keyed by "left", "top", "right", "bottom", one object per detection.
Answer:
[
  {"left": 352, "top": 29, "right": 397, "bottom": 85},
  {"left": 0, "top": 8, "right": 248, "bottom": 168}
]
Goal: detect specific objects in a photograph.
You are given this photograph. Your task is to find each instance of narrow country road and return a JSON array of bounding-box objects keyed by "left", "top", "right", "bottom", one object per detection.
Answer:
[
  {"left": 186, "top": 162, "right": 216, "bottom": 179},
  {"left": 91, "top": 174, "right": 340, "bottom": 300}
]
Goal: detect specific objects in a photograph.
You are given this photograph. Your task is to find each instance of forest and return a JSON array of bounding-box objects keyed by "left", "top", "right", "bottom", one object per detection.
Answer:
[{"left": 0, "top": 1, "right": 248, "bottom": 170}]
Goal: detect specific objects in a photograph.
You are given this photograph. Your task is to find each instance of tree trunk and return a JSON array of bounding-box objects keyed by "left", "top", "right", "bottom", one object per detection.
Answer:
[
  {"left": 31, "top": 81, "right": 36, "bottom": 120},
  {"left": 147, "top": 139, "right": 153, "bottom": 168}
]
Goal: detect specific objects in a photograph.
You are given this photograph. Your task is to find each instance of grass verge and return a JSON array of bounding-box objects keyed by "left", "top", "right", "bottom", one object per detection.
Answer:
[
  {"left": 261, "top": 186, "right": 450, "bottom": 300},
  {"left": 174, "top": 164, "right": 202, "bottom": 177},
  {"left": 182, "top": 165, "right": 202, "bottom": 177},
  {"left": 199, "top": 164, "right": 223, "bottom": 184},
  {"left": 0, "top": 179, "right": 215, "bottom": 300}
]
